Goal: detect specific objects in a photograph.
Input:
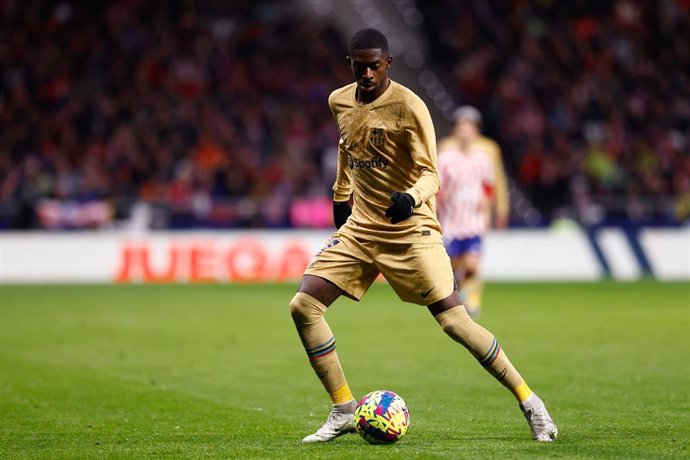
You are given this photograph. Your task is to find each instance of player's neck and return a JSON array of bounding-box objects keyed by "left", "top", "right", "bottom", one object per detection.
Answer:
[
  {"left": 356, "top": 78, "right": 391, "bottom": 104},
  {"left": 458, "top": 140, "right": 472, "bottom": 152}
]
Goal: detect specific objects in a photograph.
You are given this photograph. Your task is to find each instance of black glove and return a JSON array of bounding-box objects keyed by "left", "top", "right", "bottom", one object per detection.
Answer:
[
  {"left": 385, "top": 192, "right": 415, "bottom": 224},
  {"left": 333, "top": 200, "right": 352, "bottom": 229}
]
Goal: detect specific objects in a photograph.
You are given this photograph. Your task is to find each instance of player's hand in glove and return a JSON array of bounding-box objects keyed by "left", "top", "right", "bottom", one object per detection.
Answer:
[
  {"left": 333, "top": 200, "right": 352, "bottom": 229},
  {"left": 385, "top": 191, "right": 415, "bottom": 224}
]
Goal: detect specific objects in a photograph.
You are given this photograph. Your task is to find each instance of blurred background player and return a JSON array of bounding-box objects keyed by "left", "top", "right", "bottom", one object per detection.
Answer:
[
  {"left": 438, "top": 107, "right": 509, "bottom": 230},
  {"left": 437, "top": 106, "right": 506, "bottom": 316}
]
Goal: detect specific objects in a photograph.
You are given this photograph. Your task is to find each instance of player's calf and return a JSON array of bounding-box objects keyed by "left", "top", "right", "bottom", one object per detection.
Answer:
[
  {"left": 290, "top": 291, "right": 355, "bottom": 440},
  {"left": 434, "top": 305, "right": 524, "bottom": 390},
  {"left": 432, "top": 304, "right": 558, "bottom": 441},
  {"left": 290, "top": 292, "right": 354, "bottom": 399}
]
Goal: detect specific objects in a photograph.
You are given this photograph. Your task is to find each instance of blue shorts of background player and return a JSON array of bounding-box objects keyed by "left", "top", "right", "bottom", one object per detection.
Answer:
[{"left": 446, "top": 236, "right": 482, "bottom": 258}]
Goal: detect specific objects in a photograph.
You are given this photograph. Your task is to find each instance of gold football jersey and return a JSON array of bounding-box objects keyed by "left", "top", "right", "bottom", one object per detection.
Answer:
[{"left": 329, "top": 81, "right": 442, "bottom": 243}]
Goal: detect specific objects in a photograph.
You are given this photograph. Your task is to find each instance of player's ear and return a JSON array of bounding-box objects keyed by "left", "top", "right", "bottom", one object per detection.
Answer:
[
  {"left": 386, "top": 55, "right": 393, "bottom": 68},
  {"left": 346, "top": 56, "right": 352, "bottom": 67}
]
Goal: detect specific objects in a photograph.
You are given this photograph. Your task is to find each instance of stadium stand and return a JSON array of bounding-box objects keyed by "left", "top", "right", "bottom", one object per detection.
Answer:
[
  {"left": 1, "top": 0, "right": 688, "bottom": 229},
  {"left": 0, "top": 0, "right": 350, "bottom": 229},
  {"left": 416, "top": 0, "right": 690, "bottom": 225}
]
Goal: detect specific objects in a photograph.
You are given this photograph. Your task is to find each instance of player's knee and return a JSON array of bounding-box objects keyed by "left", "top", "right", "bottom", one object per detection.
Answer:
[
  {"left": 461, "top": 255, "right": 480, "bottom": 278},
  {"left": 463, "top": 260, "right": 480, "bottom": 278},
  {"left": 437, "top": 305, "right": 472, "bottom": 340},
  {"left": 289, "top": 292, "right": 324, "bottom": 327},
  {"left": 440, "top": 321, "right": 456, "bottom": 338},
  {"left": 289, "top": 294, "right": 307, "bottom": 323},
  {"left": 463, "top": 267, "right": 476, "bottom": 278}
]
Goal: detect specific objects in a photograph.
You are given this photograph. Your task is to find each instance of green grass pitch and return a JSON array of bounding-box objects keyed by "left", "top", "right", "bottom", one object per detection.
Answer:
[{"left": 1, "top": 281, "right": 688, "bottom": 459}]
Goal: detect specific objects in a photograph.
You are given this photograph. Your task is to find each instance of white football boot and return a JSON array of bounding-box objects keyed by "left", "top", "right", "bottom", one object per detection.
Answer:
[
  {"left": 302, "top": 401, "right": 356, "bottom": 443},
  {"left": 520, "top": 393, "right": 558, "bottom": 441}
]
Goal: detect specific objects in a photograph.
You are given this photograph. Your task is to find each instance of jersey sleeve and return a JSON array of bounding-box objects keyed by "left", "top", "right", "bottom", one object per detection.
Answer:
[
  {"left": 332, "top": 137, "right": 353, "bottom": 202},
  {"left": 481, "top": 152, "right": 495, "bottom": 198},
  {"left": 437, "top": 135, "right": 458, "bottom": 153},
  {"left": 485, "top": 139, "right": 509, "bottom": 219},
  {"left": 435, "top": 154, "right": 450, "bottom": 210},
  {"left": 403, "top": 95, "right": 440, "bottom": 207},
  {"left": 328, "top": 91, "right": 353, "bottom": 202},
  {"left": 482, "top": 152, "right": 495, "bottom": 186}
]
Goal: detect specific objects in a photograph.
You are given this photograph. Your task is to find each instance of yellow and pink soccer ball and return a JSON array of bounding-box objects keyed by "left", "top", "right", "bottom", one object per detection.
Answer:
[{"left": 354, "top": 390, "right": 410, "bottom": 444}]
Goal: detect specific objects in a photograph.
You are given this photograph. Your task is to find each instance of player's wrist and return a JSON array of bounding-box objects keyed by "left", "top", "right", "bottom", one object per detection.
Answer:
[
  {"left": 333, "top": 200, "right": 352, "bottom": 229},
  {"left": 403, "top": 189, "right": 419, "bottom": 208},
  {"left": 401, "top": 193, "right": 415, "bottom": 208}
]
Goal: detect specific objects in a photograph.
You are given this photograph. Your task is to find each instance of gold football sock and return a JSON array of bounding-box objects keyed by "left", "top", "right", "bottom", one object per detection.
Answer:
[
  {"left": 435, "top": 305, "right": 531, "bottom": 402},
  {"left": 290, "top": 292, "right": 354, "bottom": 405},
  {"left": 512, "top": 381, "right": 534, "bottom": 403}
]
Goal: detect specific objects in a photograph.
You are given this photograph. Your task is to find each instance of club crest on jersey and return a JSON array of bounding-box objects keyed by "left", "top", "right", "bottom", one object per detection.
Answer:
[{"left": 369, "top": 128, "right": 385, "bottom": 146}]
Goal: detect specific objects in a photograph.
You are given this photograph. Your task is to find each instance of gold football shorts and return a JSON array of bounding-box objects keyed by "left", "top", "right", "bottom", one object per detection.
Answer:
[{"left": 304, "top": 231, "right": 456, "bottom": 305}]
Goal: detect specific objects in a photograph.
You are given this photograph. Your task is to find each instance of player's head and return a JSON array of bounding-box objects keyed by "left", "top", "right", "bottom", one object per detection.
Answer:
[
  {"left": 347, "top": 28, "right": 392, "bottom": 100},
  {"left": 451, "top": 105, "right": 482, "bottom": 143}
]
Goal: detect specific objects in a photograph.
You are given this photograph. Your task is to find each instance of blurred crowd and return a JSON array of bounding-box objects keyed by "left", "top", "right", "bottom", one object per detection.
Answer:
[
  {"left": 418, "top": 0, "right": 690, "bottom": 224},
  {"left": 1, "top": 0, "right": 689, "bottom": 229},
  {"left": 0, "top": 0, "right": 349, "bottom": 228}
]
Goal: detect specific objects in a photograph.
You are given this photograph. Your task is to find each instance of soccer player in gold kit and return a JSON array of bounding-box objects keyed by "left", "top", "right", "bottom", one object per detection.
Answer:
[{"left": 290, "top": 28, "right": 557, "bottom": 443}]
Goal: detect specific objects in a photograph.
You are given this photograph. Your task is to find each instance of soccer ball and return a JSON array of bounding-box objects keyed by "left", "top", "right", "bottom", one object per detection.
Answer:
[{"left": 354, "top": 390, "right": 410, "bottom": 444}]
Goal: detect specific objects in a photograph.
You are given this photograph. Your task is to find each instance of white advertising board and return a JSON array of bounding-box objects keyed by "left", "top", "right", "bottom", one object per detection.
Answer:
[
  {"left": 1, "top": 228, "right": 686, "bottom": 283},
  {"left": 639, "top": 228, "right": 690, "bottom": 280}
]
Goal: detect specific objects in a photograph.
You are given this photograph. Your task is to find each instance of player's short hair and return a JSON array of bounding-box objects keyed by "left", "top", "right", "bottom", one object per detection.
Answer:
[
  {"left": 452, "top": 105, "right": 482, "bottom": 125},
  {"left": 349, "top": 28, "right": 389, "bottom": 54}
]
